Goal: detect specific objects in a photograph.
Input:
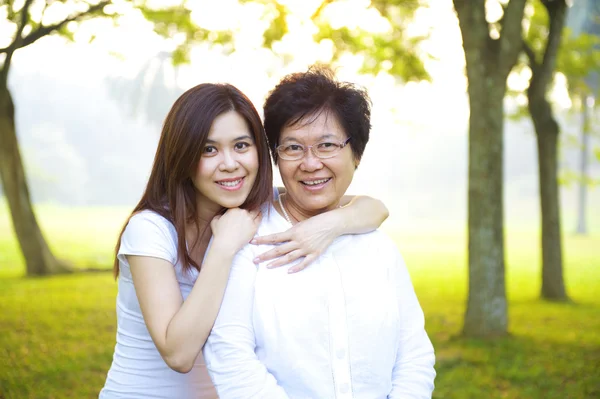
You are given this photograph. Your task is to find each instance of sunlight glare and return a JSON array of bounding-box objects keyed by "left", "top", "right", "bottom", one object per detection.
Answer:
[{"left": 321, "top": 0, "right": 391, "bottom": 33}]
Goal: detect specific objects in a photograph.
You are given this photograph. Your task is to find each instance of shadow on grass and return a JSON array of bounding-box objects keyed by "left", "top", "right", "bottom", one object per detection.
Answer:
[{"left": 433, "top": 331, "right": 600, "bottom": 399}]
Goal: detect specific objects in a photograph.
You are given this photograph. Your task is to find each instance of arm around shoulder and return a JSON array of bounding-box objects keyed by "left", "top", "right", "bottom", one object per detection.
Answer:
[{"left": 337, "top": 195, "right": 389, "bottom": 235}]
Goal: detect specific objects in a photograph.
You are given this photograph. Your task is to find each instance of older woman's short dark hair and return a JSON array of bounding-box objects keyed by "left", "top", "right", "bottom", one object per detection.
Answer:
[{"left": 263, "top": 65, "right": 372, "bottom": 164}]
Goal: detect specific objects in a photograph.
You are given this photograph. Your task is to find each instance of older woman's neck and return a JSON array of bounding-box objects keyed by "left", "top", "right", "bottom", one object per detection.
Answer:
[{"left": 282, "top": 194, "right": 341, "bottom": 223}]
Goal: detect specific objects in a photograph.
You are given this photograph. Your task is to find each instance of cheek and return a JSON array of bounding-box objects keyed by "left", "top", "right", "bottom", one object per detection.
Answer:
[
  {"left": 196, "top": 158, "right": 216, "bottom": 183},
  {"left": 243, "top": 150, "right": 260, "bottom": 176},
  {"left": 331, "top": 158, "right": 355, "bottom": 183},
  {"left": 278, "top": 162, "right": 297, "bottom": 182}
]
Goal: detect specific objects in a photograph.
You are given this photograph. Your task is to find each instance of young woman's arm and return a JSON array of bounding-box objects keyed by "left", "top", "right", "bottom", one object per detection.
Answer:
[
  {"left": 130, "top": 209, "right": 261, "bottom": 373},
  {"left": 252, "top": 193, "right": 388, "bottom": 272}
]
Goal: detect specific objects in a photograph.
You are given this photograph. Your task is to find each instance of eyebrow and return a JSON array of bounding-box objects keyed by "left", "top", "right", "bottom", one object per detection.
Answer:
[
  {"left": 281, "top": 134, "right": 339, "bottom": 143},
  {"left": 205, "top": 135, "right": 253, "bottom": 144}
]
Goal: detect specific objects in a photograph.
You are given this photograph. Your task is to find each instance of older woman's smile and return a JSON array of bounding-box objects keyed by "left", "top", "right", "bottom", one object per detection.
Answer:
[{"left": 299, "top": 177, "right": 331, "bottom": 190}]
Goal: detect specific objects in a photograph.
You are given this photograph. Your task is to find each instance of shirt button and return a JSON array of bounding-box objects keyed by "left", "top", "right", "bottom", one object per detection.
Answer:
[
  {"left": 336, "top": 349, "right": 346, "bottom": 359},
  {"left": 340, "top": 383, "right": 350, "bottom": 394}
]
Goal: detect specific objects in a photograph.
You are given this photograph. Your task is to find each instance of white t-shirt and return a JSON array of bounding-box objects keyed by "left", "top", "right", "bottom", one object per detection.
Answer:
[{"left": 99, "top": 210, "right": 217, "bottom": 399}]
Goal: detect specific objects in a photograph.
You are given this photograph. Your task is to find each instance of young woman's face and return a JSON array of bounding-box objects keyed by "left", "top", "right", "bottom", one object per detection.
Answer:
[{"left": 193, "top": 110, "right": 259, "bottom": 212}]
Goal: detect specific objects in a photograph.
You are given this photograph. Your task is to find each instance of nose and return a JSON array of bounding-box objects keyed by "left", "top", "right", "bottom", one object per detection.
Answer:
[
  {"left": 299, "top": 148, "right": 323, "bottom": 172},
  {"left": 219, "top": 150, "right": 239, "bottom": 172}
]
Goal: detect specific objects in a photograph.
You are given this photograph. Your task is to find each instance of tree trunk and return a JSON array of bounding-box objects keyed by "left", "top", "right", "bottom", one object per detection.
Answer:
[
  {"left": 453, "top": 0, "right": 527, "bottom": 337},
  {"left": 463, "top": 74, "right": 508, "bottom": 337},
  {"left": 0, "top": 82, "right": 70, "bottom": 276},
  {"left": 525, "top": 0, "right": 568, "bottom": 301},
  {"left": 528, "top": 91, "right": 568, "bottom": 301},
  {"left": 576, "top": 94, "right": 591, "bottom": 235}
]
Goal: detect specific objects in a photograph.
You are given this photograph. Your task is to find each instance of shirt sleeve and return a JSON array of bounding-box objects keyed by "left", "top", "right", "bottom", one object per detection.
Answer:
[
  {"left": 203, "top": 245, "right": 290, "bottom": 399},
  {"left": 118, "top": 212, "right": 178, "bottom": 265},
  {"left": 388, "top": 250, "right": 436, "bottom": 399}
]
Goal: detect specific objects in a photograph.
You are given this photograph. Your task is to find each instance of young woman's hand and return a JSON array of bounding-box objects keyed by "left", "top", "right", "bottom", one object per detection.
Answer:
[
  {"left": 211, "top": 208, "right": 262, "bottom": 253},
  {"left": 250, "top": 211, "right": 340, "bottom": 273}
]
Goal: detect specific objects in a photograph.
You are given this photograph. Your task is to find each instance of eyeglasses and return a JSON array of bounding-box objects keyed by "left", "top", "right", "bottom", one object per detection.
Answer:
[{"left": 276, "top": 137, "right": 351, "bottom": 161}]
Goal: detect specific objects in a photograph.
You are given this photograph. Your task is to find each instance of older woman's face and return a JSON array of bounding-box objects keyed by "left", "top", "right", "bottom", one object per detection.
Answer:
[{"left": 278, "top": 111, "right": 357, "bottom": 217}]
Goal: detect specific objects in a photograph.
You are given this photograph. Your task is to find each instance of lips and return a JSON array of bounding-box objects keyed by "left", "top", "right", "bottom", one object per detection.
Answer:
[
  {"left": 215, "top": 176, "right": 245, "bottom": 190},
  {"left": 300, "top": 178, "right": 331, "bottom": 186},
  {"left": 217, "top": 178, "right": 242, "bottom": 187}
]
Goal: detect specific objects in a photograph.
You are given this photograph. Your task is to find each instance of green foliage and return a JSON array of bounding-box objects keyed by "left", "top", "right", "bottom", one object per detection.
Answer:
[
  {"left": 136, "top": 4, "right": 236, "bottom": 65},
  {"left": 523, "top": 0, "right": 549, "bottom": 62},
  {"left": 262, "top": 2, "right": 288, "bottom": 48},
  {"left": 512, "top": 1, "right": 600, "bottom": 110},
  {"left": 558, "top": 29, "right": 600, "bottom": 98},
  {"left": 1, "top": 0, "right": 235, "bottom": 69},
  {"left": 313, "top": 0, "right": 430, "bottom": 82}
]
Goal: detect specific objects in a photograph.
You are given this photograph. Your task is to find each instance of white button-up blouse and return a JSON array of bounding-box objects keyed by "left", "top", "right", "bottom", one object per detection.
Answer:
[{"left": 203, "top": 204, "right": 436, "bottom": 399}]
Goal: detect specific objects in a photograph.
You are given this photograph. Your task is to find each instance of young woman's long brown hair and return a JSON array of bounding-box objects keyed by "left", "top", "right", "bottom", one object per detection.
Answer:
[{"left": 113, "top": 83, "right": 273, "bottom": 278}]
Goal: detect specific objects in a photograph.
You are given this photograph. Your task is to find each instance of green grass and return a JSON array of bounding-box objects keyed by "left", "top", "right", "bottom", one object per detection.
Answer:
[{"left": 0, "top": 203, "right": 599, "bottom": 398}]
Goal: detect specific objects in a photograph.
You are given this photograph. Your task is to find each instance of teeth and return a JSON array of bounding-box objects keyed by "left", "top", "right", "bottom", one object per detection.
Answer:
[
  {"left": 218, "top": 179, "right": 242, "bottom": 187},
  {"left": 303, "top": 178, "right": 329, "bottom": 186}
]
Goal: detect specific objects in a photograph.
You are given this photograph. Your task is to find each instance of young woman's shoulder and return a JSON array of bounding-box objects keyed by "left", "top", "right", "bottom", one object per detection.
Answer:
[{"left": 119, "top": 209, "right": 178, "bottom": 265}]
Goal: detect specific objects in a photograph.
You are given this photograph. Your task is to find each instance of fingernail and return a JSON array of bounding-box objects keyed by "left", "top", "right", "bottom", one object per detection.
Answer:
[
  {"left": 250, "top": 239, "right": 257, "bottom": 244},
  {"left": 253, "top": 258, "right": 260, "bottom": 264},
  {"left": 288, "top": 269, "right": 296, "bottom": 274}
]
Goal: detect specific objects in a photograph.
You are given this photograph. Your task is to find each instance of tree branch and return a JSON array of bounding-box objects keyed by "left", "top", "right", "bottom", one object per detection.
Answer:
[
  {"left": 522, "top": 40, "right": 539, "bottom": 72},
  {"left": 498, "top": 0, "right": 528, "bottom": 76},
  {"left": 311, "top": 0, "right": 334, "bottom": 20},
  {"left": 0, "top": 0, "right": 111, "bottom": 54},
  {"left": 453, "top": 0, "right": 488, "bottom": 52},
  {"left": 1, "top": 0, "right": 34, "bottom": 84},
  {"left": 535, "top": 0, "right": 568, "bottom": 91}
]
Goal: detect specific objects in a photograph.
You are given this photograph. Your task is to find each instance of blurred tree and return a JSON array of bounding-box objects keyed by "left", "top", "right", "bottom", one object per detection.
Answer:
[
  {"left": 449, "top": 0, "right": 529, "bottom": 337},
  {"left": 0, "top": 0, "right": 229, "bottom": 276},
  {"left": 521, "top": 0, "right": 570, "bottom": 301},
  {"left": 106, "top": 51, "right": 183, "bottom": 127},
  {"left": 511, "top": 0, "right": 599, "bottom": 300},
  {"left": 561, "top": 0, "right": 600, "bottom": 236}
]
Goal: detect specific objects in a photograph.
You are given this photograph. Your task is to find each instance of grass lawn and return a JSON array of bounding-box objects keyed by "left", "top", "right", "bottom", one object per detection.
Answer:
[{"left": 0, "top": 203, "right": 599, "bottom": 398}]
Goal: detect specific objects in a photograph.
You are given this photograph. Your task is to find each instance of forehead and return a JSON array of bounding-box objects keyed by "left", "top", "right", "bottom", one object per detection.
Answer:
[
  {"left": 280, "top": 111, "right": 346, "bottom": 142},
  {"left": 208, "top": 110, "right": 251, "bottom": 141}
]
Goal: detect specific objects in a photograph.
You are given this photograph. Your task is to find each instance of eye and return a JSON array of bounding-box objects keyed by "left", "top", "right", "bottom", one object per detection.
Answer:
[
  {"left": 234, "top": 141, "right": 251, "bottom": 151},
  {"left": 286, "top": 144, "right": 304, "bottom": 152},
  {"left": 202, "top": 146, "right": 217, "bottom": 156},
  {"left": 317, "top": 142, "right": 339, "bottom": 152}
]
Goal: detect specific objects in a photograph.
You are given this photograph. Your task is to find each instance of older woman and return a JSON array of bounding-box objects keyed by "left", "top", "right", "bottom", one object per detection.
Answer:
[{"left": 203, "top": 67, "right": 436, "bottom": 399}]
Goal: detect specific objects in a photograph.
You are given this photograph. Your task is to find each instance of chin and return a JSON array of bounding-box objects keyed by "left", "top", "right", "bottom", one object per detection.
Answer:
[
  {"left": 217, "top": 193, "right": 249, "bottom": 209},
  {"left": 307, "top": 194, "right": 338, "bottom": 206},
  {"left": 219, "top": 199, "right": 246, "bottom": 209}
]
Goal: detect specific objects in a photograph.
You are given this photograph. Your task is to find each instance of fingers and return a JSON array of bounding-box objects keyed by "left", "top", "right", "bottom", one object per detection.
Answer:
[
  {"left": 288, "top": 254, "right": 315, "bottom": 274},
  {"left": 254, "top": 242, "right": 298, "bottom": 264},
  {"left": 265, "top": 250, "right": 303, "bottom": 269},
  {"left": 251, "top": 232, "right": 291, "bottom": 245}
]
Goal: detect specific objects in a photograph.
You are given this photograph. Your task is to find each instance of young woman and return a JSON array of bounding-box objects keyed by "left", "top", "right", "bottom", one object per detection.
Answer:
[{"left": 99, "top": 83, "right": 388, "bottom": 399}]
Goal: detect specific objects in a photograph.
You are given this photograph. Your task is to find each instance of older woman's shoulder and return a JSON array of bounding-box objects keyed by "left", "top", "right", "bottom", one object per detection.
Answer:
[{"left": 350, "top": 229, "right": 403, "bottom": 255}]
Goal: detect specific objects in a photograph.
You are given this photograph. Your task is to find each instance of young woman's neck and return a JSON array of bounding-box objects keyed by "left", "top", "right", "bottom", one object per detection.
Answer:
[
  {"left": 195, "top": 196, "right": 223, "bottom": 226},
  {"left": 185, "top": 197, "right": 222, "bottom": 257}
]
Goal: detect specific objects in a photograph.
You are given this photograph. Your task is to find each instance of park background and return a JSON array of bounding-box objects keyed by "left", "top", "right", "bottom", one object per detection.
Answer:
[{"left": 0, "top": 0, "right": 599, "bottom": 398}]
